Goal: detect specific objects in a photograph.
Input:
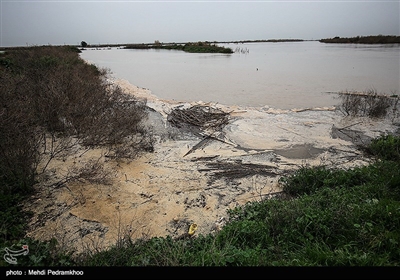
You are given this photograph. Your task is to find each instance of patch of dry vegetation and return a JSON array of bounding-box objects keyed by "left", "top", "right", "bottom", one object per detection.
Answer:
[
  {"left": 337, "top": 89, "right": 399, "bottom": 119},
  {"left": 0, "top": 45, "right": 153, "bottom": 195}
]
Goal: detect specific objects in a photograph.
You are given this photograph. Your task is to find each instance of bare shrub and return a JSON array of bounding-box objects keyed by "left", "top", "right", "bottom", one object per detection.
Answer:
[
  {"left": 105, "top": 133, "right": 155, "bottom": 160},
  {"left": 69, "top": 159, "right": 115, "bottom": 185},
  {"left": 40, "top": 133, "right": 81, "bottom": 174},
  {"left": 78, "top": 87, "right": 149, "bottom": 147},
  {"left": 339, "top": 91, "right": 363, "bottom": 117},
  {"left": 0, "top": 70, "right": 43, "bottom": 194},
  {"left": 338, "top": 89, "right": 398, "bottom": 119},
  {"left": 51, "top": 158, "right": 115, "bottom": 189},
  {"left": 1, "top": 46, "right": 153, "bottom": 193}
]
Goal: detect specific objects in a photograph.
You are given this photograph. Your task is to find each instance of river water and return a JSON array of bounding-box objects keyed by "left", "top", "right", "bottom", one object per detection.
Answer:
[{"left": 79, "top": 41, "right": 400, "bottom": 110}]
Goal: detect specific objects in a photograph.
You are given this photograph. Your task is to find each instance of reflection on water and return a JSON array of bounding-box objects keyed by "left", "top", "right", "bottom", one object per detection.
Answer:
[{"left": 80, "top": 41, "right": 400, "bottom": 109}]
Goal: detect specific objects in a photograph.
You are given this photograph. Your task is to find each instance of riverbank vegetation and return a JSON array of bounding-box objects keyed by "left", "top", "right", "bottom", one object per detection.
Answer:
[
  {"left": 124, "top": 41, "right": 234, "bottom": 54},
  {"left": 337, "top": 89, "right": 399, "bottom": 119},
  {"left": 320, "top": 35, "right": 400, "bottom": 44},
  {"left": 1, "top": 45, "right": 399, "bottom": 267},
  {"left": 0, "top": 45, "right": 153, "bottom": 265}
]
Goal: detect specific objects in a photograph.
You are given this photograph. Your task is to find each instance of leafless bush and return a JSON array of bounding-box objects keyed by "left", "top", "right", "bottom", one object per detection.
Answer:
[
  {"left": 51, "top": 158, "right": 115, "bottom": 189},
  {"left": 68, "top": 159, "right": 114, "bottom": 185},
  {"left": 1, "top": 46, "right": 154, "bottom": 193},
  {"left": 105, "top": 133, "right": 155, "bottom": 160},
  {"left": 0, "top": 70, "right": 42, "bottom": 194},
  {"left": 40, "top": 133, "right": 81, "bottom": 174},
  {"left": 338, "top": 89, "right": 398, "bottom": 119},
  {"left": 78, "top": 88, "right": 149, "bottom": 147}
]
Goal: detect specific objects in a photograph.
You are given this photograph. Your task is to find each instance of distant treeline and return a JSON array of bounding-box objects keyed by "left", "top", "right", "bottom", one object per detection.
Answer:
[
  {"left": 319, "top": 35, "right": 400, "bottom": 44},
  {"left": 220, "top": 39, "right": 305, "bottom": 44}
]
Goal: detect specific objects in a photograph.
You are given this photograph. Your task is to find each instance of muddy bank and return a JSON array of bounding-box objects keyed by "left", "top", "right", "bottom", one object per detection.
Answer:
[{"left": 24, "top": 78, "right": 400, "bottom": 255}]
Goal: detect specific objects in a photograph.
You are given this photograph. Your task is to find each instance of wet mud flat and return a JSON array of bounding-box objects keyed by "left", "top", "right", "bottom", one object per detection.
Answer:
[{"left": 23, "top": 80, "right": 400, "bottom": 255}]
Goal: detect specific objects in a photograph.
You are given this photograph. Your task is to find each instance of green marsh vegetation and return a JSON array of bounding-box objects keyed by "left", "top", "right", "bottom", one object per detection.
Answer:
[
  {"left": 124, "top": 41, "right": 234, "bottom": 54},
  {"left": 0, "top": 45, "right": 399, "bottom": 267}
]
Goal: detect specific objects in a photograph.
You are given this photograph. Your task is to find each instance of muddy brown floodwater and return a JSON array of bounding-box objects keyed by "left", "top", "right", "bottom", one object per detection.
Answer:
[{"left": 24, "top": 78, "right": 400, "bottom": 256}]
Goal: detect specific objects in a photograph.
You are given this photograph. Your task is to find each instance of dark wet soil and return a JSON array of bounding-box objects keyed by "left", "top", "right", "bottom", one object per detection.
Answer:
[{"left": 274, "top": 143, "right": 325, "bottom": 159}]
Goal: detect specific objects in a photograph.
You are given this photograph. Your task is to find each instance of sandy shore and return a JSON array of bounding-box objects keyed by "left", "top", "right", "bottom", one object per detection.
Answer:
[{"left": 24, "top": 78, "right": 400, "bottom": 255}]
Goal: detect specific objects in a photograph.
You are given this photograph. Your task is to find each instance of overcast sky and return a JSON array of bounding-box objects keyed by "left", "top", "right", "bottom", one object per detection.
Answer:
[{"left": 1, "top": 0, "right": 399, "bottom": 47}]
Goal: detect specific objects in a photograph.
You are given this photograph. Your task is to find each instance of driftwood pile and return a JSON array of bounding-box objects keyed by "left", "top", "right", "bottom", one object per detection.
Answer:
[
  {"left": 167, "top": 105, "right": 232, "bottom": 156},
  {"left": 199, "top": 161, "right": 279, "bottom": 183},
  {"left": 167, "top": 105, "right": 230, "bottom": 133}
]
